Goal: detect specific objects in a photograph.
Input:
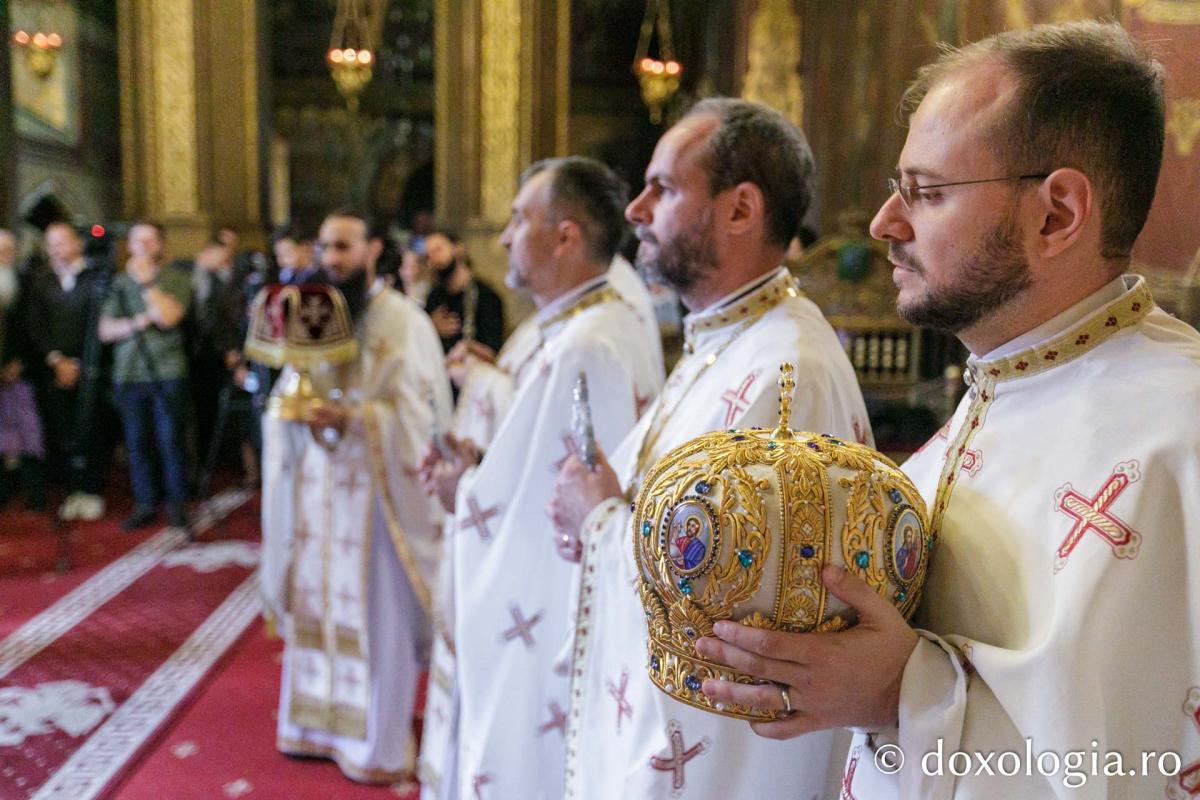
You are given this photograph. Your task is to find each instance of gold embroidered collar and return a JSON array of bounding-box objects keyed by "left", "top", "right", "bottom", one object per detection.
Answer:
[
  {"left": 536, "top": 279, "right": 620, "bottom": 335},
  {"left": 683, "top": 267, "right": 799, "bottom": 353},
  {"left": 968, "top": 276, "right": 1153, "bottom": 385}
]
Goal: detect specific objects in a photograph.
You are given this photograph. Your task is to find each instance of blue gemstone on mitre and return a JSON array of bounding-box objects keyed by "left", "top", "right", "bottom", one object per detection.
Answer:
[
  {"left": 678, "top": 578, "right": 693, "bottom": 594},
  {"left": 807, "top": 442, "right": 821, "bottom": 451},
  {"left": 888, "top": 488, "right": 903, "bottom": 504},
  {"left": 737, "top": 549, "right": 753, "bottom": 567},
  {"left": 800, "top": 545, "right": 815, "bottom": 558},
  {"left": 695, "top": 480, "right": 711, "bottom": 495},
  {"left": 685, "top": 675, "right": 702, "bottom": 692},
  {"left": 651, "top": 655, "right": 660, "bottom": 672},
  {"left": 642, "top": 521, "right": 652, "bottom": 537},
  {"left": 732, "top": 435, "right": 746, "bottom": 441},
  {"left": 895, "top": 589, "right": 908, "bottom": 602},
  {"left": 767, "top": 442, "right": 777, "bottom": 450},
  {"left": 855, "top": 551, "right": 870, "bottom": 569}
]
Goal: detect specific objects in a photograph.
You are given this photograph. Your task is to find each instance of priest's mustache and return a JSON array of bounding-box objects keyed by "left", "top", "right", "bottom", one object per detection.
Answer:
[
  {"left": 888, "top": 244, "right": 925, "bottom": 275},
  {"left": 634, "top": 226, "right": 658, "bottom": 245}
]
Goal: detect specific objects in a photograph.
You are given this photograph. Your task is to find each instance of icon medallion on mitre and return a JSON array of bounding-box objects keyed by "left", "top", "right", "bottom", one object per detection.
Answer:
[{"left": 634, "top": 364, "right": 934, "bottom": 720}]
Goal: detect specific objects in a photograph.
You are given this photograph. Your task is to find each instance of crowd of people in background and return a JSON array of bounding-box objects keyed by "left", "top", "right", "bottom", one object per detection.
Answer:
[{"left": 0, "top": 213, "right": 502, "bottom": 532}]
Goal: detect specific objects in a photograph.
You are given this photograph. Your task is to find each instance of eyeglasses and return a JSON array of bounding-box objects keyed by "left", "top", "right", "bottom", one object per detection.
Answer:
[{"left": 887, "top": 174, "right": 1050, "bottom": 210}]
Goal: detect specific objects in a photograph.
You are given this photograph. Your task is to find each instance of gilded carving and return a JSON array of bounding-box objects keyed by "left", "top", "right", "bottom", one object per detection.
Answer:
[
  {"left": 742, "top": 0, "right": 804, "bottom": 127},
  {"left": 152, "top": 0, "right": 199, "bottom": 215},
  {"left": 243, "top": 0, "right": 261, "bottom": 222},
  {"left": 480, "top": 0, "right": 520, "bottom": 225},
  {"left": 1124, "top": 0, "right": 1200, "bottom": 24},
  {"left": 1168, "top": 98, "right": 1200, "bottom": 157}
]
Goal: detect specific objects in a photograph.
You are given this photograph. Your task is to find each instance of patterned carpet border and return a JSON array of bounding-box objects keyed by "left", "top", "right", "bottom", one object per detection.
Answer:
[
  {"left": 29, "top": 575, "right": 261, "bottom": 800},
  {"left": 0, "top": 488, "right": 253, "bottom": 681}
]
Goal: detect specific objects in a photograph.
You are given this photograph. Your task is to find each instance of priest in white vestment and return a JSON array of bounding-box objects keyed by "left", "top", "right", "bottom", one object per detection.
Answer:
[
  {"left": 260, "top": 211, "right": 452, "bottom": 783},
  {"left": 695, "top": 23, "right": 1200, "bottom": 800},
  {"left": 549, "top": 99, "right": 872, "bottom": 800},
  {"left": 417, "top": 157, "right": 664, "bottom": 800},
  {"left": 448, "top": 252, "right": 662, "bottom": 451}
]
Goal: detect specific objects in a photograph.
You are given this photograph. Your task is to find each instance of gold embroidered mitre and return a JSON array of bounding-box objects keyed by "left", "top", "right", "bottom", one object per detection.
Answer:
[{"left": 634, "top": 364, "right": 933, "bottom": 721}]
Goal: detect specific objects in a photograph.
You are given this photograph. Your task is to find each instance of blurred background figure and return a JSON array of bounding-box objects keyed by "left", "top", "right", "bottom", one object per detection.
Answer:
[
  {"left": 13, "top": 222, "right": 112, "bottom": 521},
  {"left": 98, "top": 221, "right": 192, "bottom": 532},
  {"left": 190, "top": 237, "right": 260, "bottom": 491},
  {"left": 423, "top": 230, "right": 504, "bottom": 356},
  {"left": 271, "top": 223, "right": 320, "bottom": 285},
  {"left": 0, "top": 228, "right": 46, "bottom": 511}
]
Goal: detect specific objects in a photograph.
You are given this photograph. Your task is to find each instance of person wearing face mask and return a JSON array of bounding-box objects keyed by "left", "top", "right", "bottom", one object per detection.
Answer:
[
  {"left": 0, "top": 229, "right": 48, "bottom": 510},
  {"left": 259, "top": 209, "right": 452, "bottom": 785},
  {"left": 423, "top": 230, "right": 505, "bottom": 356}
]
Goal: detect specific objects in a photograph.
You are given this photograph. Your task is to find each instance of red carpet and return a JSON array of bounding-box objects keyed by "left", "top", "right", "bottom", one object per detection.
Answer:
[
  {"left": 109, "top": 622, "right": 420, "bottom": 800},
  {"left": 2, "top": 487, "right": 425, "bottom": 800},
  {"left": 0, "top": 489, "right": 260, "bottom": 799}
]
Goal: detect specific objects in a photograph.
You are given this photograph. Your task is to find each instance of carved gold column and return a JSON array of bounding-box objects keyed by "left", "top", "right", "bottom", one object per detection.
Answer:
[
  {"left": 741, "top": 0, "right": 805, "bottom": 129},
  {"left": 435, "top": 0, "right": 570, "bottom": 315},
  {"left": 119, "top": 0, "right": 265, "bottom": 256}
]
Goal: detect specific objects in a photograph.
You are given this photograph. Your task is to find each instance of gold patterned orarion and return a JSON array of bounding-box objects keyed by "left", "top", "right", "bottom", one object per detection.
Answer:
[{"left": 633, "top": 363, "right": 933, "bottom": 721}]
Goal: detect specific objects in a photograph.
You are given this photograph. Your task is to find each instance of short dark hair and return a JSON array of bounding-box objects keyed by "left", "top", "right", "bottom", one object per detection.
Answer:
[
  {"left": 682, "top": 97, "right": 815, "bottom": 249},
  {"left": 324, "top": 208, "right": 370, "bottom": 229},
  {"left": 901, "top": 20, "right": 1165, "bottom": 260},
  {"left": 271, "top": 223, "right": 301, "bottom": 246},
  {"left": 129, "top": 218, "right": 165, "bottom": 239},
  {"left": 521, "top": 156, "right": 629, "bottom": 263},
  {"left": 428, "top": 228, "right": 461, "bottom": 245}
]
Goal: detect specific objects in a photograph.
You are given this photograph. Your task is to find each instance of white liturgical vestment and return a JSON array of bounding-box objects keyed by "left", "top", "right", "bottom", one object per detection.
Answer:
[
  {"left": 260, "top": 284, "right": 452, "bottom": 783},
  {"left": 451, "top": 255, "right": 663, "bottom": 450},
  {"left": 564, "top": 267, "right": 872, "bottom": 800},
  {"left": 843, "top": 275, "right": 1200, "bottom": 800},
  {"left": 419, "top": 276, "right": 663, "bottom": 799}
]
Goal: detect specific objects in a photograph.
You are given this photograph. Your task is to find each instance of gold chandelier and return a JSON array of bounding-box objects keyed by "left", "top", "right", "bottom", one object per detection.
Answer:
[
  {"left": 327, "top": 0, "right": 375, "bottom": 111},
  {"left": 12, "top": 0, "right": 63, "bottom": 81},
  {"left": 633, "top": 0, "right": 682, "bottom": 124}
]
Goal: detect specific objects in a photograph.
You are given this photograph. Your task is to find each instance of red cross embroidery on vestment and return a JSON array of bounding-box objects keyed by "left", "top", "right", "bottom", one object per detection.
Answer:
[
  {"left": 852, "top": 418, "right": 868, "bottom": 445},
  {"left": 959, "top": 448, "right": 982, "bottom": 478},
  {"left": 649, "top": 720, "right": 709, "bottom": 794},
  {"left": 606, "top": 669, "right": 633, "bottom": 733},
  {"left": 500, "top": 605, "right": 542, "bottom": 649},
  {"left": 635, "top": 387, "right": 654, "bottom": 416},
  {"left": 463, "top": 495, "right": 500, "bottom": 543},
  {"left": 840, "top": 744, "right": 860, "bottom": 800},
  {"left": 719, "top": 370, "right": 759, "bottom": 428},
  {"left": 1053, "top": 460, "right": 1142, "bottom": 572},
  {"left": 538, "top": 701, "right": 567, "bottom": 736},
  {"left": 1169, "top": 686, "right": 1200, "bottom": 798}
]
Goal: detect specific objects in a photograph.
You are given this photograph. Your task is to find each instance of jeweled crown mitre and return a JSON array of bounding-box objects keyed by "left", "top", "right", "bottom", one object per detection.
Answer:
[{"left": 634, "top": 364, "right": 933, "bottom": 721}]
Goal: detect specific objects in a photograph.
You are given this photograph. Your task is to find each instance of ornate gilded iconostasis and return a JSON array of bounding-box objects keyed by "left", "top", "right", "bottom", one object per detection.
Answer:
[{"left": 1, "top": 1, "right": 1194, "bottom": 315}]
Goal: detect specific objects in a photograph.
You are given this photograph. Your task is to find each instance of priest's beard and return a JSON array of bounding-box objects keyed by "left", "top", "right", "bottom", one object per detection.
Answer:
[
  {"left": 333, "top": 267, "right": 370, "bottom": 323},
  {"left": 634, "top": 208, "right": 719, "bottom": 296},
  {"left": 892, "top": 214, "right": 1032, "bottom": 333}
]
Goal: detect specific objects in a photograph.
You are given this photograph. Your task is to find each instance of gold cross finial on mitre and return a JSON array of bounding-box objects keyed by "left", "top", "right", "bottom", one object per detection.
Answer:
[{"left": 771, "top": 362, "right": 796, "bottom": 440}]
